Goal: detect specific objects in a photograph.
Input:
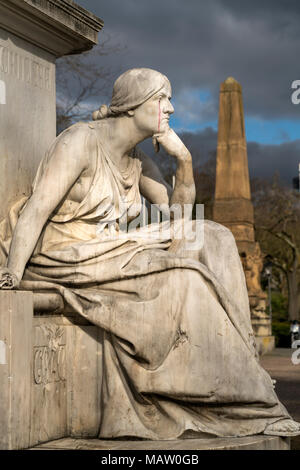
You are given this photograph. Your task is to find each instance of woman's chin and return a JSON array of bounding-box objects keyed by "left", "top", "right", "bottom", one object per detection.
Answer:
[{"left": 159, "top": 122, "right": 170, "bottom": 133}]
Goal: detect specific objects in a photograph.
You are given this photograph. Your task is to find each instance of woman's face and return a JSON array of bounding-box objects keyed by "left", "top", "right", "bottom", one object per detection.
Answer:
[{"left": 132, "top": 82, "right": 174, "bottom": 136}]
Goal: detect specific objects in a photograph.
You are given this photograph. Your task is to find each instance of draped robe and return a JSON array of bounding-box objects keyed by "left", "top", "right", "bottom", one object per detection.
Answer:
[{"left": 0, "top": 121, "right": 291, "bottom": 440}]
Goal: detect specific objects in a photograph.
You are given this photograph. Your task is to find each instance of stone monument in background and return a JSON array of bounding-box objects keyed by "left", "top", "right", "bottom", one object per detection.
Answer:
[
  {"left": 212, "top": 77, "right": 274, "bottom": 355},
  {"left": 0, "top": 0, "right": 103, "bottom": 220}
]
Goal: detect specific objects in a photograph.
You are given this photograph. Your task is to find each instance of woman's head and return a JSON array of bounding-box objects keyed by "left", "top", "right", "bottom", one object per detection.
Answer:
[{"left": 92, "top": 68, "right": 172, "bottom": 121}]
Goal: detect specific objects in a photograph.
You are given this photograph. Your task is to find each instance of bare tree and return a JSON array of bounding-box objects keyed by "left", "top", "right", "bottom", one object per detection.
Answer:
[
  {"left": 252, "top": 176, "right": 300, "bottom": 320},
  {"left": 193, "top": 150, "right": 216, "bottom": 204},
  {"left": 56, "top": 33, "right": 123, "bottom": 133}
]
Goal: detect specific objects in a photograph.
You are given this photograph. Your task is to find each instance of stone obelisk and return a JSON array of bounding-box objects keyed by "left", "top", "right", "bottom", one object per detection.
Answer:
[
  {"left": 213, "top": 77, "right": 255, "bottom": 250},
  {"left": 212, "top": 77, "right": 274, "bottom": 355}
]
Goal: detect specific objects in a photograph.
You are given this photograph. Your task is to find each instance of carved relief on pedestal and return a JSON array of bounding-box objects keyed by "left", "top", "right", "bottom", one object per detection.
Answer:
[
  {"left": 0, "top": 40, "right": 52, "bottom": 91},
  {"left": 33, "top": 324, "right": 66, "bottom": 385}
]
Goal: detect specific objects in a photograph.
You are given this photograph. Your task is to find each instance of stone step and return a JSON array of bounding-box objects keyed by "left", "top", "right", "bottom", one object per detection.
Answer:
[{"left": 31, "top": 435, "right": 290, "bottom": 451}]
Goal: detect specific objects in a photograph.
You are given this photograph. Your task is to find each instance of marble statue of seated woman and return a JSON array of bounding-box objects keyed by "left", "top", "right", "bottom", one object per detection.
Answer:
[{"left": 0, "top": 68, "right": 299, "bottom": 440}]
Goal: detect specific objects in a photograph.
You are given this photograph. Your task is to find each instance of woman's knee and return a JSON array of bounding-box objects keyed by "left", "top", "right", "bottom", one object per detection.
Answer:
[{"left": 204, "top": 220, "right": 237, "bottom": 249}]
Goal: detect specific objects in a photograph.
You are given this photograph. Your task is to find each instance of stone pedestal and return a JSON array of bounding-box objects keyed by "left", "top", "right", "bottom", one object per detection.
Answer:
[
  {"left": 0, "top": 291, "right": 33, "bottom": 449},
  {"left": 0, "top": 0, "right": 105, "bottom": 450},
  {"left": 0, "top": 291, "right": 289, "bottom": 450},
  {"left": 0, "top": 0, "right": 103, "bottom": 220},
  {"left": 0, "top": 290, "right": 103, "bottom": 450},
  {"left": 32, "top": 435, "right": 290, "bottom": 451},
  {"left": 255, "top": 336, "right": 275, "bottom": 356}
]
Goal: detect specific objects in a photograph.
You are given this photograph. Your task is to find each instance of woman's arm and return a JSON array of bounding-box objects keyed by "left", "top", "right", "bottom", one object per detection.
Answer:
[
  {"left": 154, "top": 128, "right": 196, "bottom": 209},
  {"left": 137, "top": 130, "right": 196, "bottom": 210},
  {"left": 5, "top": 127, "right": 91, "bottom": 284},
  {"left": 137, "top": 147, "right": 172, "bottom": 205}
]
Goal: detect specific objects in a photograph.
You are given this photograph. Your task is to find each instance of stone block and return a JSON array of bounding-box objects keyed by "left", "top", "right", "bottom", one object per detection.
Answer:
[
  {"left": 0, "top": 0, "right": 103, "bottom": 221},
  {"left": 213, "top": 199, "right": 254, "bottom": 226},
  {"left": 252, "top": 318, "right": 272, "bottom": 337},
  {"left": 29, "top": 317, "right": 68, "bottom": 446},
  {"left": 29, "top": 314, "right": 103, "bottom": 447},
  {"left": 66, "top": 325, "right": 103, "bottom": 437},
  {"left": 0, "top": 290, "right": 104, "bottom": 449},
  {"left": 0, "top": 0, "right": 103, "bottom": 57},
  {"left": 0, "top": 28, "right": 56, "bottom": 220},
  {"left": 256, "top": 336, "right": 275, "bottom": 356},
  {"left": 32, "top": 435, "right": 290, "bottom": 451},
  {"left": 0, "top": 290, "right": 33, "bottom": 450}
]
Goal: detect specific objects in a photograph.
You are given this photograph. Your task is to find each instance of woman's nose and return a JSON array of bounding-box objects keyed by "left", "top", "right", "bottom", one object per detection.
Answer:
[{"left": 163, "top": 100, "right": 174, "bottom": 115}]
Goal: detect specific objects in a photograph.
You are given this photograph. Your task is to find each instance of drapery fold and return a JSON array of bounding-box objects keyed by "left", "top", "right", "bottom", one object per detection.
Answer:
[{"left": 0, "top": 122, "right": 292, "bottom": 439}]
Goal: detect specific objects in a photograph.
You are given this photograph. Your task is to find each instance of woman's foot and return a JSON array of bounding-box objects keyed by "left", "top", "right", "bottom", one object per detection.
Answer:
[{"left": 264, "top": 419, "right": 300, "bottom": 437}]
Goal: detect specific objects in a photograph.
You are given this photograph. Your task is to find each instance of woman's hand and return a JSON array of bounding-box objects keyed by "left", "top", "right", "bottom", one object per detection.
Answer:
[
  {"left": 153, "top": 127, "right": 191, "bottom": 161},
  {"left": 0, "top": 268, "right": 20, "bottom": 290},
  {"left": 153, "top": 127, "right": 195, "bottom": 208}
]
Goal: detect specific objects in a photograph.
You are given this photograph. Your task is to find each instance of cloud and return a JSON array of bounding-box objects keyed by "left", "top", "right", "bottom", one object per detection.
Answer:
[
  {"left": 71, "top": 1, "right": 300, "bottom": 186},
  {"left": 247, "top": 140, "right": 300, "bottom": 184},
  {"left": 171, "top": 89, "right": 217, "bottom": 131},
  {"left": 76, "top": 0, "right": 300, "bottom": 123},
  {"left": 141, "top": 127, "right": 299, "bottom": 186}
]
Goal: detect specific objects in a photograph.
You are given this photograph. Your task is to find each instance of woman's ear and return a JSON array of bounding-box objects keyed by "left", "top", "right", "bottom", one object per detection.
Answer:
[{"left": 127, "top": 110, "right": 135, "bottom": 117}]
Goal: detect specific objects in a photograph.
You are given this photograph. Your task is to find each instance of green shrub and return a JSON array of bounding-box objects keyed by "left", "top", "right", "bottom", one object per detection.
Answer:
[{"left": 271, "top": 292, "right": 288, "bottom": 322}]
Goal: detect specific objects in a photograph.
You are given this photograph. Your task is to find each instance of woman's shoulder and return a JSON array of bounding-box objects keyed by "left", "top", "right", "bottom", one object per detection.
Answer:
[
  {"left": 56, "top": 121, "right": 94, "bottom": 141},
  {"left": 53, "top": 121, "right": 99, "bottom": 155}
]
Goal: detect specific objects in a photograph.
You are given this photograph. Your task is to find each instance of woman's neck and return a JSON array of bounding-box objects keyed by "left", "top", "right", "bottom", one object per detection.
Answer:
[{"left": 101, "top": 116, "right": 149, "bottom": 165}]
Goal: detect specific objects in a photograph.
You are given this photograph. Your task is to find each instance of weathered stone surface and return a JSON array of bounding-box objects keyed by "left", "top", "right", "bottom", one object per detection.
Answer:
[
  {"left": 0, "top": 290, "right": 104, "bottom": 449},
  {"left": 0, "top": 0, "right": 103, "bottom": 223},
  {"left": 213, "top": 76, "right": 254, "bottom": 242},
  {"left": 212, "top": 199, "right": 254, "bottom": 227},
  {"left": 31, "top": 435, "right": 290, "bottom": 451},
  {"left": 29, "top": 317, "right": 68, "bottom": 445},
  {"left": 1, "top": 65, "right": 299, "bottom": 445},
  {"left": 214, "top": 77, "right": 251, "bottom": 201},
  {"left": 29, "top": 315, "right": 104, "bottom": 447},
  {"left": 0, "top": 0, "right": 104, "bottom": 56},
  {"left": 66, "top": 325, "right": 103, "bottom": 437},
  {"left": 212, "top": 77, "right": 274, "bottom": 354},
  {"left": 0, "top": 28, "right": 56, "bottom": 221},
  {"left": 255, "top": 336, "right": 275, "bottom": 356},
  {"left": 0, "top": 290, "right": 33, "bottom": 450}
]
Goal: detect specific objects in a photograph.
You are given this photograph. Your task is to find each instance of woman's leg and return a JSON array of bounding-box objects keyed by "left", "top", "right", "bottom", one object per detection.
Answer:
[{"left": 169, "top": 219, "right": 253, "bottom": 338}]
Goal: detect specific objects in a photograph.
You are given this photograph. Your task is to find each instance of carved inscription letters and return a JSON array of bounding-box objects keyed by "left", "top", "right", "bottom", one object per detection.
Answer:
[
  {"left": 33, "top": 324, "right": 66, "bottom": 385},
  {"left": 0, "top": 44, "right": 51, "bottom": 91}
]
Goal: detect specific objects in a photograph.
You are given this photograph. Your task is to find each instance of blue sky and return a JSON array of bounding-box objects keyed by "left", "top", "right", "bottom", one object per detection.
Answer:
[
  {"left": 171, "top": 114, "right": 300, "bottom": 145},
  {"left": 245, "top": 118, "right": 300, "bottom": 145},
  {"left": 169, "top": 87, "right": 300, "bottom": 145}
]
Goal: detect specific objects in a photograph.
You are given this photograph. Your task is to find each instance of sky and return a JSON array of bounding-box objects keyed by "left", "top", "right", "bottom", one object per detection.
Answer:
[{"left": 74, "top": 0, "right": 300, "bottom": 185}]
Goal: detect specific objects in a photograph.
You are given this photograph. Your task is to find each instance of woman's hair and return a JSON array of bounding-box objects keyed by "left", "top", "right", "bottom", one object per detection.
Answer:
[{"left": 92, "top": 68, "right": 170, "bottom": 120}]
